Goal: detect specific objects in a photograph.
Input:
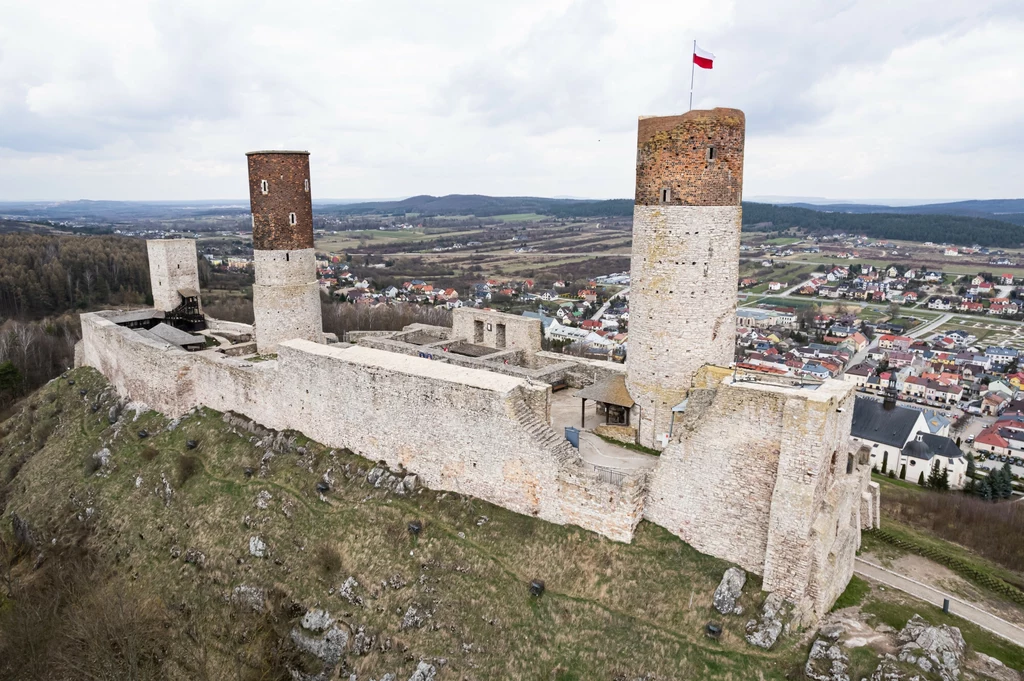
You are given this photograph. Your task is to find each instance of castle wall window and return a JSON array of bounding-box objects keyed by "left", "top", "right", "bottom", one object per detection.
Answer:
[
  {"left": 706, "top": 146, "right": 717, "bottom": 161},
  {"left": 304, "top": 179, "right": 310, "bottom": 192},
  {"left": 260, "top": 179, "right": 269, "bottom": 194},
  {"left": 289, "top": 212, "right": 297, "bottom": 226},
  {"left": 660, "top": 188, "right": 671, "bottom": 203}
]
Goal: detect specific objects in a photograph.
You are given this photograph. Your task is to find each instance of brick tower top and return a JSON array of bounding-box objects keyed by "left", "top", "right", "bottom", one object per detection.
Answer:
[
  {"left": 246, "top": 151, "right": 314, "bottom": 251},
  {"left": 635, "top": 108, "right": 745, "bottom": 207}
]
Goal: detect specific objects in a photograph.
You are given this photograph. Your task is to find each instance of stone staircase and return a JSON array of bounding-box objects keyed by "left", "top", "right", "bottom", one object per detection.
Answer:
[{"left": 509, "top": 398, "right": 577, "bottom": 464}]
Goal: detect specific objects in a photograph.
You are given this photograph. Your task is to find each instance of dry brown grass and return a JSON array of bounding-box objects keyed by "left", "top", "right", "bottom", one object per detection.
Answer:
[{"left": 882, "top": 482, "right": 1024, "bottom": 574}]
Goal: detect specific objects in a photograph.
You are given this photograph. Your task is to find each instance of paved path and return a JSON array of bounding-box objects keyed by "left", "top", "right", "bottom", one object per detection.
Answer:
[
  {"left": 907, "top": 312, "right": 952, "bottom": 339},
  {"left": 854, "top": 558, "right": 1024, "bottom": 647},
  {"left": 577, "top": 431, "right": 658, "bottom": 471},
  {"left": 591, "top": 287, "right": 630, "bottom": 321}
]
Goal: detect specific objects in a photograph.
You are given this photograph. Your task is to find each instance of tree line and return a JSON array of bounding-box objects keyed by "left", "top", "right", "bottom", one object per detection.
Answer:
[
  {"left": 741, "top": 202, "right": 1024, "bottom": 248},
  {"left": 0, "top": 234, "right": 151, "bottom": 320}
]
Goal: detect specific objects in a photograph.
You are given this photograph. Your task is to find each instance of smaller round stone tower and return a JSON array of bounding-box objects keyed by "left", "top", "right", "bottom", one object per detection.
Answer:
[
  {"left": 626, "top": 108, "right": 745, "bottom": 449},
  {"left": 246, "top": 150, "right": 323, "bottom": 353}
]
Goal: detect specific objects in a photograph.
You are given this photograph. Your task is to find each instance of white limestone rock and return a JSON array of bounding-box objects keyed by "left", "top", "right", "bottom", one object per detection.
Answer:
[
  {"left": 301, "top": 608, "right": 335, "bottom": 632},
  {"left": 290, "top": 625, "right": 349, "bottom": 666},
  {"left": 407, "top": 661, "right": 436, "bottom": 681},
  {"left": 804, "top": 638, "right": 850, "bottom": 681},
  {"left": 249, "top": 535, "right": 267, "bottom": 558},
  {"left": 895, "top": 614, "right": 965, "bottom": 681},
  {"left": 745, "top": 592, "right": 793, "bottom": 650},
  {"left": 712, "top": 567, "right": 746, "bottom": 615},
  {"left": 230, "top": 585, "right": 266, "bottom": 612}
]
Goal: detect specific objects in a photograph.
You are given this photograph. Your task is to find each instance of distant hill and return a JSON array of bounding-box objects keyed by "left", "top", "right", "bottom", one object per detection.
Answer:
[
  {"left": 742, "top": 202, "right": 1024, "bottom": 247},
  {"left": 783, "top": 199, "right": 1024, "bottom": 226},
  {"left": 318, "top": 194, "right": 634, "bottom": 219}
]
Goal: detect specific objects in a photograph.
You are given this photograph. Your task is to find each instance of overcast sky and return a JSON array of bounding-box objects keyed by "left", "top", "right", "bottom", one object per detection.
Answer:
[{"left": 0, "top": 0, "right": 1021, "bottom": 202}]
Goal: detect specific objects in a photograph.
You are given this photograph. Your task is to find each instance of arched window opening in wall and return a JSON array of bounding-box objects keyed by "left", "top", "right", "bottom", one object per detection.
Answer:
[
  {"left": 706, "top": 146, "right": 717, "bottom": 161},
  {"left": 660, "top": 188, "right": 671, "bottom": 203},
  {"left": 304, "top": 179, "right": 310, "bottom": 192},
  {"left": 260, "top": 179, "right": 269, "bottom": 194},
  {"left": 289, "top": 212, "right": 297, "bottom": 226}
]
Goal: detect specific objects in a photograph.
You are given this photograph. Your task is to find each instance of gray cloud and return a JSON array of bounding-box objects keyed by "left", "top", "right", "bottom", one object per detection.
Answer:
[{"left": 0, "top": 0, "right": 1021, "bottom": 201}]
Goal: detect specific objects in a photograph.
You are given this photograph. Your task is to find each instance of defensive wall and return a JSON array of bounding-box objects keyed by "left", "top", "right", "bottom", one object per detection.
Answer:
[
  {"left": 644, "top": 367, "right": 876, "bottom": 619},
  {"left": 77, "top": 311, "right": 647, "bottom": 543}
]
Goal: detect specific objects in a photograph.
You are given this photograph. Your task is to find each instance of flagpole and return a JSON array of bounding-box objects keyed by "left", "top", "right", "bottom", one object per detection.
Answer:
[{"left": 689, "top": 39, "right": 696, "bottom": 111}]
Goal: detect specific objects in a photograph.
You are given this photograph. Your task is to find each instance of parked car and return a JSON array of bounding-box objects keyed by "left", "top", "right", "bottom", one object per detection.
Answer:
[{"left": 966, "top": 435, "right": 975, "bottom": 443}]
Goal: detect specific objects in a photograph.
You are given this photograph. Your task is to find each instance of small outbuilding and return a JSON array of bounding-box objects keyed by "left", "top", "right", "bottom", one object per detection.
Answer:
[{"left": 574, "top": 374, "right": 634, "bottom": 428}]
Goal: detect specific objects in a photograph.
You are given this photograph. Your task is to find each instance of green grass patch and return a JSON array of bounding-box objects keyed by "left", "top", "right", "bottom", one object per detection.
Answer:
[
  {"left": 831, "top": 575, "right": 869, "bottom": 611},
  {"left": 593, "top": 433, "right": 661, "bottom": 456}
]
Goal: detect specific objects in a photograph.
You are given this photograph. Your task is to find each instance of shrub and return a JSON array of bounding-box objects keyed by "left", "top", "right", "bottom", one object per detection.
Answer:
[
  {"left": 83, "top": 455, "right": 102, "bottom": 477},
  {"left": 141, "top": 446, "right": 160, "bottom": 462},
  {"left": 176, "top": 454, "right": 200, "bottom": 486},
  {"left": 314, "top": 544, "right": 343, "bottom": 576}
]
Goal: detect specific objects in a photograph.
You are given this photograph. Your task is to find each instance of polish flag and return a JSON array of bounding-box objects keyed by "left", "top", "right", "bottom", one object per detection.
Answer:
[{"left": 693, "top": 45, "right": 715, "bottom": 70}]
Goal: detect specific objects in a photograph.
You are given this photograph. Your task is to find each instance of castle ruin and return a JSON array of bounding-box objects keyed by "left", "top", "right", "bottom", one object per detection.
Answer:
[{"left": 76, "top": 109, "right": 880, "bottom": 622}]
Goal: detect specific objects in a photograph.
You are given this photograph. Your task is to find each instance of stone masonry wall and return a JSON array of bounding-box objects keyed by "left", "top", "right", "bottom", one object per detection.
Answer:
[
  {"left": 451, "top": 308, "right": 542, "bottom": 351},
  {"left": 247, "top": 151, "right": 314, "bottom": 251},
  {"left": 147, "top": 239, "right": 200, "bottom": 312},
  {"left": 252, "top": 248, "right": 323, "bottom": 353},
  {"left": 77, "top": 312, "right": 645, "bottom": 542},
  {"left": 645, "top": 369, "right": 870, "bottom": 619},
  {"left": 635, "top": 108, "right": 744, "bottom": 207},
  {"left": 626, "top": 205, "right": 741, "bottom": 448}
]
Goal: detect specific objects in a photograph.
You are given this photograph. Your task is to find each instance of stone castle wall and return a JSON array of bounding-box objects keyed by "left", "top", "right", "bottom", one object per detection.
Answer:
[
  {"left": 78, "top": 312, "right": 647, "bottom": 542},
  {"left": 147, "top": 239, "right": 200, "bottom": 312},
  {"left": 450, "top": 308, "right": 542, "bottom": 351},
  {"left": 644, "top": 368, "right": 872, "bottom": 620},
  {"left": 252, "top": 248, "right": 323, "bottom": 352}
]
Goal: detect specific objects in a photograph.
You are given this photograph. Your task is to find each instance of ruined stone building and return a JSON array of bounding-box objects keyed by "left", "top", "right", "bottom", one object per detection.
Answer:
[{"left": 77, "top": 109, "right": 879, "bottom": 622}]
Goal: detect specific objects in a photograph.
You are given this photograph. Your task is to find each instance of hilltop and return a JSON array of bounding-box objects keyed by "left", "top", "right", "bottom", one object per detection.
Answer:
[{"left": 2, "top": 369, "right": 1024, "bottom": 679}]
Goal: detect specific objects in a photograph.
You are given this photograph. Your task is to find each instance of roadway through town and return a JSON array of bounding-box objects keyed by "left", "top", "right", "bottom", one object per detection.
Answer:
[
  {"left": 591, "top": 287, "right": 630, "bottom": 321},
  {"left": 854, "top": 558, "right": 1024, "bottom": 647}
]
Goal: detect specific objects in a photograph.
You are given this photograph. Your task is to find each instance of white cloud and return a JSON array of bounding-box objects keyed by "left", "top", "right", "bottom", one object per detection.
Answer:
[{"left": 0, "top": 0, "right": 1020, "bottom": 201}]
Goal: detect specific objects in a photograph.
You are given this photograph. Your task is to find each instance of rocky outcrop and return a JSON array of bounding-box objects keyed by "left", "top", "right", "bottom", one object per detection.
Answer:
[
  {"left": 745, "top": 592, "right": 793, "bottom": 649},
  {"left": 713, "top": 567, "right": 746, "bottom": 615},
  {"left": 895, "top": 614, "right": 965, "bottom": 681},
  {"left": 804, "top": 636, "right": 850, "bottom": 681}
]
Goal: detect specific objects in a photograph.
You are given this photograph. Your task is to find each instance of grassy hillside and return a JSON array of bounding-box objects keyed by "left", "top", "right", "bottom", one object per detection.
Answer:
[
  {"left": 0, "top": 368, "right": 800, "bottom": 680},
  {"left": 3, "top": 370, "right": 1023, "bottom": 679}
]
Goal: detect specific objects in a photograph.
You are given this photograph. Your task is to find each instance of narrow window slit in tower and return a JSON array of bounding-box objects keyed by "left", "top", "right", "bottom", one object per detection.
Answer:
[
  {"left": 289, "top": 212, "right": 297, "bottom": 226},
  {"left": 707, "top": 146, "right": 717, "bottom": 161},
  {"left": 660, "top": 188, "right": 671, "bottom": 203},
  {"left": 285, "top": 253, "right": 290, "bottom": 262},
  {"left": 260, "top": 179, "right": 269, "bottom": 195},
  {"left": 304, "top": 179, "right": 310, "bottom": 192}
]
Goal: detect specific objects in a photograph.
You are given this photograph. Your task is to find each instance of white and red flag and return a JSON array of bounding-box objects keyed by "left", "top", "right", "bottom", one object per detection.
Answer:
[{"left": 693, "top": 44, "right": 715, "bottom": 70}]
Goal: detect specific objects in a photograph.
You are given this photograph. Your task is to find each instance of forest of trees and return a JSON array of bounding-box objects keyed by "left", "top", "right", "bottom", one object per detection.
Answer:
[
  {"left": 0, "top": 234, "right": 151, "bottom": 320},
  {"left": 741, "top": 202, "right": 1024, "bottom": 247}
]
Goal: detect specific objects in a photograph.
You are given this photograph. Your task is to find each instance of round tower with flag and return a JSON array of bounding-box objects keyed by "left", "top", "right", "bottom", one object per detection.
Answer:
[{"left": 625, "top": 108, "right": 745, "bottom": 449}]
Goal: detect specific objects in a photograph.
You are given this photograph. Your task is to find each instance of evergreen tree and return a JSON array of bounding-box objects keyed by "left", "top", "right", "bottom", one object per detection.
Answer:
[
  {"left": 900, "top": 464, "right": 907, "bottom": 480},
  {"left": 965, "top": 452, "right": 977, "bottom": 494},
  {"left": 918, "top": 471, "right": 926, "bottom": 486},
  {"left": 881, "top": 451, "right": 888, "bottom": 474},
  {"left": 940, "top": 466, "right": 950, "bottom": 491},
  {"left": 927, "top": 460, "right": 944, "bottom": 490},
  {"left": 980, "top": 476, "right": 994, "bottom": 501},
  {"left": 999, "top": 463, "right": 1015, "bottom": 499}
]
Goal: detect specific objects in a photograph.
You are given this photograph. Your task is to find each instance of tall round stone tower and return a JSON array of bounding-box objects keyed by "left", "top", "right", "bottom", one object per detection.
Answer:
[
  {"left": 626, "top": 108, "right": 745, "bottom": 449},
  {"left": 246, "top": 150, "right": 323, "bottom": 353}
]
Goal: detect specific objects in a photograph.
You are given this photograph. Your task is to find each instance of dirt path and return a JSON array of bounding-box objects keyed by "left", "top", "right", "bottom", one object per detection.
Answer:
[{"left": 855, "top": 558, "right": 1024, "bottom": 647}]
